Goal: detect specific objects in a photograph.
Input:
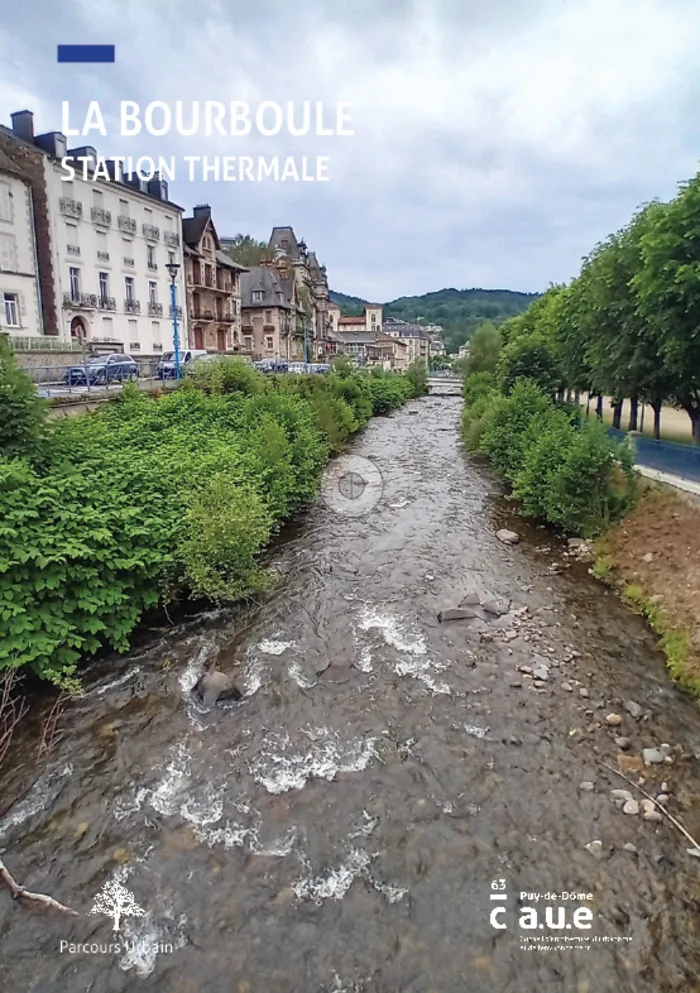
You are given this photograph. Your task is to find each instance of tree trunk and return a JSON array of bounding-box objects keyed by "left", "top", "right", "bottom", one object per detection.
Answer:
[
  {"left": 595, "top": 395, "right": 603, "bottom": 419},
  {"left": 653, "top": 401, "right": 662, "bottom": 440},
  {"left": 586, "top": 393, "right": 591, "bottom": 416},
  {"left": 574, "top": 390, "right": 581, "bottom": 405},
  {"left": 565, "top": 389, "right": 572, "bottom": 403},
  {"left": 628, "top": 396, "right": 639, "bottom": 432},
  {"left": 612, "top": 400, "right": 623, "bottom": 430},
  {"left": 687, "top": 407, "right": 700, "bottom": 445}
]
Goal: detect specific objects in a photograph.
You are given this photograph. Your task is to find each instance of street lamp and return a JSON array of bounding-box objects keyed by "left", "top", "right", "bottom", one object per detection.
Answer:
[{"left": 165, "top": 261, "right": 181, "bottom": 380}]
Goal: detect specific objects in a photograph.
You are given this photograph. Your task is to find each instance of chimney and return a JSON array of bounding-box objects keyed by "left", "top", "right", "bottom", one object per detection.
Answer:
[
  {"left": 193, "top": 204, "right": 211, "bottom": 218},
  {"left": 11, "top": 110, "right": 34, "bottom": 143}
]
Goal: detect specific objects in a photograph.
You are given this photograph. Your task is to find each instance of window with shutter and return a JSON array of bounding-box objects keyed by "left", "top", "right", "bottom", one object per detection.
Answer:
[
  {"left": 0, "top": 183, "right": 12, "bottom": 223},
  {"left": 0, "top": 233, "right": 17, "bottom": 271}
]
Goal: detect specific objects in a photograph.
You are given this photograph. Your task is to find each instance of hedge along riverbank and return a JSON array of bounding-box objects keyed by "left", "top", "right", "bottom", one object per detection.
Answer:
[
  {"left": 0, "top": 351, "right": 426, "bottom": 688},
  {"left": 460, "top": 373, "right": 637, "bottom": 538}
]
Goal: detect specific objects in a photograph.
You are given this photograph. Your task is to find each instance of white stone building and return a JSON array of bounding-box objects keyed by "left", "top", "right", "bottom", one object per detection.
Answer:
[
  {"left": 0, "top": 149, "right": 42, "bottom": 338},
  {"left": 44, "top": 143, "right": 187, "bottom": 358}
]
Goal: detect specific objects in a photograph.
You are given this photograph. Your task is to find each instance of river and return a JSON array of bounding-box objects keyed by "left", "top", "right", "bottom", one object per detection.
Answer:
[{"left": 1, "top": 395, "right": 700, "bottom": 992}]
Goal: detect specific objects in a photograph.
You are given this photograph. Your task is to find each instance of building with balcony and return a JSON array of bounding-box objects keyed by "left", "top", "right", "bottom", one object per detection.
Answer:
[
  {"left": 0, "top": 148, "right": 43, "bottom": 340},
  {"left": 0, "top": 109, "right": 187, "bottom": 357},
  {"left": 240, "top": 263, "right": 299, "bottom": 361},
  {"left": 267, "top": 226, "right": 334, "bottom": 359},
  {"left": 336, "top": 324, "right": 408, "bottom": 371},
  {"left": 382, "top": 316, "right": 430, "bottom": 365},
  {"left": 182, "top": 204, "right": 247, "bottom": 354}
]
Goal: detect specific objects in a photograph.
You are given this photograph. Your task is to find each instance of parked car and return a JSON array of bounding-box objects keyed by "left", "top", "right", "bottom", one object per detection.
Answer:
[
  {"left": 255, "top": 359, "right": 289, "bottom": 373},
  {"left": 157, "top": 348, "right": 209, "bottom": 379},
  {"left": 63, "top": 353, "right": 139, "bottom": 387}
]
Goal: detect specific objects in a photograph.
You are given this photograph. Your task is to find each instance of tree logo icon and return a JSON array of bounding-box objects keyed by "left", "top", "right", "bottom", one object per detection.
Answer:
[{"left": 89, "top": 879, "right": 146, "bottom": 932}]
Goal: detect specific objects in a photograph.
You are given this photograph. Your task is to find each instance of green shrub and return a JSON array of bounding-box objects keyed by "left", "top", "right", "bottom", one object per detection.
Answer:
[
  {"left": 178, "top": 475, "right": 272, "bottom": 601},
  {"left": 183, "top": 356, "right": 265, "bottom": 396},
  {"left": 405, "top": 360, "right": 428, "bottom": 397},
  {"left": 461, "top": 392, "right": 497, "bottom": 449},
  {"left": 462, "top": 371, "right": 495, "bottom": 406},
  {"left": 0, "top": 335, "right": 48, "bottom": 458},
  {"left": 496, "top": 331, "right": 562, "bottom": 397},
  {"left": 479, "top": 378, "right": 552, "bottom": 481}
]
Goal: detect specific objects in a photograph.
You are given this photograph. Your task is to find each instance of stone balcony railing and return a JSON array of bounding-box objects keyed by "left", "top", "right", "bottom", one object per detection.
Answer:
[
  {"left": 123, "top": 257, "right": 135, "bottom": 268},
  {"left": 143, "top": 224, "right": 160, "bottom": 241},
  {"left": 63, "top": 292, "right": 98, "bottom": 309},
  {"left": 124, "top": 299, "right": 141, "bottom": 314},
  {"left": 67, "top": 244, "right": 81, "bottom": 256},
  {"left": 163, "top": 231, "right": 180, "bottom": 247},
  {"left": 98, "top": 296, "right": 116, "bottom": 311},
  {"left": 148, "top": 302, "right": 163, "bottom": 317},
  {"left": 97, "top": 250, "right": 110, "bottom": 262},
  {"left": 168, "top": 305, "right": 183, "bottom": 319},
  {"left": 59, "top": 197, "right": 83, "bottom": 219},
  {"left": 91, "top": 207, "right": 111, "bottom": 226},
  {"left": 118, "top": 216, "right": 136, "bottom": 234}
]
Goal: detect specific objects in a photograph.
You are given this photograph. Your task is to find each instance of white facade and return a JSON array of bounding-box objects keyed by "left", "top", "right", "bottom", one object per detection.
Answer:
[
  {"left": 0, "top": 161, "right": 42, "bottom": 338},
  {"left": 45, "top": 158, "right": 187, "bottom": 358}
]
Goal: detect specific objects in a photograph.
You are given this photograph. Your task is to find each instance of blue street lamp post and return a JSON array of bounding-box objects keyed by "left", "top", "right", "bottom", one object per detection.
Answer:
[{"left": 166, "top": 261, "right": 181, "bottom": 379}]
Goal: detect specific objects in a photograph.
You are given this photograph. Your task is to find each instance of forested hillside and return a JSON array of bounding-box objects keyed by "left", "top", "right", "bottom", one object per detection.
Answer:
[{"left": 329, "top": 287, "right": 539, "bottom": 352}]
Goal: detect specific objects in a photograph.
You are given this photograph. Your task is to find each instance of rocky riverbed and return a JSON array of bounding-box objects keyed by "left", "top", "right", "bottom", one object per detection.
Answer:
[{"left": 1, "top": 395, "right": 699, "bottom": 992}]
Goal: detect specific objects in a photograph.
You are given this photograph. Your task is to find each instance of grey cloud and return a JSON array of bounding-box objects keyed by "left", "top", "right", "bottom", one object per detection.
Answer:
[{"left": 1, "top": 0, "right": 700, "bottom": 299}]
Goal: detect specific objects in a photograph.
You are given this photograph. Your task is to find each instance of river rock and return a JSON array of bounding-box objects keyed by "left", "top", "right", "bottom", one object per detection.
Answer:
[
  {"left": 660, "top": 743, "right": 672, "bottom": 757},
  {"left": 496, "top": 529, "right": 519, "bottom": 545},
  {"left": 605, "top": 713, "right": 623, "bottom": 726},
  {"left": 585, "top": 840, "right": 603, "bottom": 858},
  {"left": 641, "top": 799, "right": 662, "bottom": 822},
  {"left": 611, "top": 789, "right": 634, "bottom": 807},
  {"left": 579, "top": 781, "right": 595, "bottom": 792},
  {"left": 642, "top": 551, "right": 653, "bottom": 563},
  {"left": 459, "top": 592, "right": 481, "bottom": 607},
  {"left": 623, "top": 843, "right": 637, "bottom": 853},
  {"left": 438, "top": 607, "right": 479, "bottom": 622},
  {"left": 503, "top": 630, "right": 518, "bottom": 642},
  {"left": 481, "top": 598, "right": 509, "bottom": 617},
  {"left": 567, "top": 537, "right": 586, "bottom": 549},
  {"left": 533, "top": 665, "right": 549, "bottom": 682},
  {"left": 642, "top": 747, "right": 665, "bottom": 766},
  {"left": 686, "top": 848, "right": 700, "bottom": 858},
  {"left": 194, "top": 669, "right": 242, "bottom": 707},
  {"left": 615, "top": 736, "right": 632, "bottom": 751},
  {"left": 622, "top": 799, "right": 640, "bottom": 815},
  {"left": 579, "top": 687, "right": 590, "bottom": 698},
  {"left": 561, "top": 682, "right": 573, "bottom": 692},
  {"left": 625, "top": 700, "right": 644, "bottom": 719}
]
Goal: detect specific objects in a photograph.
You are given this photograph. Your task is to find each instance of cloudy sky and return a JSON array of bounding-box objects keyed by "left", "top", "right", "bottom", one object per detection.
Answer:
[{"left": 1, "top": 0, "right": 700, "bottom": 301}]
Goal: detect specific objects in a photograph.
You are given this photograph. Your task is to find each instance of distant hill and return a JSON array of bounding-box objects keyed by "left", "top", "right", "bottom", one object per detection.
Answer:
[
  {"left": 329, "top": 290, "right": 369, "bottom": 316},
  {"left": 330, "top": 287, "right": 539, "bottom": 352}
]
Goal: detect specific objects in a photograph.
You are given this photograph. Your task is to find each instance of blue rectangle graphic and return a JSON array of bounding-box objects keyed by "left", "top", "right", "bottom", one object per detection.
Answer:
[{"left": 57, "top": 45, "right": 115, "bottom": 63}]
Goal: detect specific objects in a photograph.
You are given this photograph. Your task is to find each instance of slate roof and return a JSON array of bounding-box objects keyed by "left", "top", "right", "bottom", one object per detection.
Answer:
[
  {"left": 241, "top": 265, "right": 293, "bottom": 310},
  {"left": 268, "top": 225, "right": 300, "bottom": 260}
]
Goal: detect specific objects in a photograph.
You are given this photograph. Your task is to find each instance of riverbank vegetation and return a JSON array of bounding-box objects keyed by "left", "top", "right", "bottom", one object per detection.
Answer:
[
  {"left": 459, "top": 333, "right": 637, "bottom": 538},
  {"left": 0, "top": 350, "right": 424, "bottom": 688},
  {"left": 463, "top": 171, "right": 700, "bottom": 443}
]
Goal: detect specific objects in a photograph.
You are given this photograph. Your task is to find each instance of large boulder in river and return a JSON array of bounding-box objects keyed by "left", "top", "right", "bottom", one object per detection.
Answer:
[
  {"left": 496, "top": 529, "right": 519, "bottom": 545},
  {"left": 438, "top": 607, "right": 480, "bottom": 622},
  {"left": 194, "top": 669, "right": 242, "bottom": 707}
]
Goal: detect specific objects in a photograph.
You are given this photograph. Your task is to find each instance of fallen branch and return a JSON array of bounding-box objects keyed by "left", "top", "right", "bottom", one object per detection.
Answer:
[
  {"left": 0, "top": 856, "right": 78, "bottom": 916},
  {"left": 602, "top": 761, "right": 700, "bottom": 852}
]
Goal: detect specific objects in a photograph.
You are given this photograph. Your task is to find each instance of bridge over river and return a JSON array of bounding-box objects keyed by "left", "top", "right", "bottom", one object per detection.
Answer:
[{"left": 426, "top": 372, "right": 462, "bottom": 396}]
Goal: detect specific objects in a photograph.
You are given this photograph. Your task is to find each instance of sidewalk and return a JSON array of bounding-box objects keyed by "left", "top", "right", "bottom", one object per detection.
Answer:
[{"left": 635, "top": 464, "right": 700, "bottom": 497}]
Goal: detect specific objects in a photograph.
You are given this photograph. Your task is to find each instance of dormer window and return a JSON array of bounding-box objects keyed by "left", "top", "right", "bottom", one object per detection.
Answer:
[{"left": 252, "top": 290, "right": 264, "bottom": 303}]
